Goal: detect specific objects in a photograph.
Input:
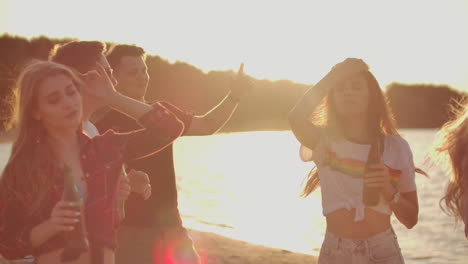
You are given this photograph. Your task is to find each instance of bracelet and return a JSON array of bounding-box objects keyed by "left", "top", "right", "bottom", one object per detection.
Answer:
[{"left": 227, "top": 93, "right": 240, "bottom": 104}]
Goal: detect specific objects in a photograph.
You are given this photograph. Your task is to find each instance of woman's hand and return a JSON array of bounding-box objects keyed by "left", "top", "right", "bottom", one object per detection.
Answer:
[
  {"left": 366, "top": 164, "right": 419, "bottom": 229},
  {"left": 329, "top": 58, "right": 369, "bottom": 81},
  {"left": 364, "top": 164, "right": 396, "bottom": 201},
  {"left": 128, "top": 169, "right": 152, "bottom": 200},
  {"left": 80, "top": 63, "right": 118, "bottom": 104},
  {"left": 47, "top": 201, "right": 81, "bottom": 234},
  {"left": 117, "top": 174, "right": 132, "bottom": 201},
  {"left": 30, "top": 201, "right": 81, "bottom": 248}
]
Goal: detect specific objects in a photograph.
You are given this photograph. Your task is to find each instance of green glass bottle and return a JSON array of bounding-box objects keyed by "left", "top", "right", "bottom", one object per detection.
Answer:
[
  {"left": 363, "top": 139, "right": 382, "bottom": 206},
  {"left": 118, "top": 165, "right": 127, "bottom": 220},
  {"left": 60, "top": 166, "right": 90, "bottom": 261}
]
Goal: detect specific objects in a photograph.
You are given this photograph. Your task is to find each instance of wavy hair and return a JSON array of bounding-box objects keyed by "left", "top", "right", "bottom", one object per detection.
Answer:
[
  {"left": 433, "top": 99, "right": 468, "bottom": 220},
  {"left": 301, "top": 70, "right": 399, "bottom": 197},
  {"left": 0, "top": 61, "right": 83, "bottom": 216}
]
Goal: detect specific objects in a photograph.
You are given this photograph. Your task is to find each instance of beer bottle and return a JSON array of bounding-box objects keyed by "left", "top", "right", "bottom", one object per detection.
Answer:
[
  {"left": 60, "top": 166, "right": 89, "bottom": 261},
  {"left": 363, "top": 139, "right": 382, "bottom": 206},
  {"left": 118, "top": 165, "right": 127, "bottom": 220}
]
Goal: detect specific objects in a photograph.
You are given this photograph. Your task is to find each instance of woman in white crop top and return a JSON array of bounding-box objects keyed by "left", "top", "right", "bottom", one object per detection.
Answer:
[
  {"left": 433, "top": 102, "right": 468, "bottom": 239},
  {"left": 289, "top": 58, "right": 419, "bottom": 264}
]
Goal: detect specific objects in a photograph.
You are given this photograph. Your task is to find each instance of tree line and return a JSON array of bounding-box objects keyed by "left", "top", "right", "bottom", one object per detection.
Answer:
[{"left": 0, "top": 34, "right": 464, "bottom": 132}]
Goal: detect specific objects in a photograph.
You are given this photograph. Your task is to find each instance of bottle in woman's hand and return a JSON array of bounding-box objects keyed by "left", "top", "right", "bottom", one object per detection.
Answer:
[
  {"left": 363, "top": 140, "right": 383, "bottom": 206},
  {"left": 60, "top": 166, "right": 89, "bottom": 261}
]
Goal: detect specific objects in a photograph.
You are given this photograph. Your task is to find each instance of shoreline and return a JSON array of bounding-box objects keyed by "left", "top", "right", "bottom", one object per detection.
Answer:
[{"left": 188, "top": 228, "right": 318, "bottom": 264}]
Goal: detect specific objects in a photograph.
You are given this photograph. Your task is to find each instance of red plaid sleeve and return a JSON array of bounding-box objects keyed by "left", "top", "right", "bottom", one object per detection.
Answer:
[
  {"left": 159, "top": 102, "right": 194, "bottom": 135},
  {"left": 0, "top": 197, "right": 34, "bottom": 259},
  {"left": 98, "top": 102, "right": 185, "bottom": 164}
]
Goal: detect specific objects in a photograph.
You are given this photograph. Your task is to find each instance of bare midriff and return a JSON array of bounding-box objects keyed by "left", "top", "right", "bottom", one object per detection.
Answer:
[{"left": 325, "top": 208, "right": 391, "bottom": 238}]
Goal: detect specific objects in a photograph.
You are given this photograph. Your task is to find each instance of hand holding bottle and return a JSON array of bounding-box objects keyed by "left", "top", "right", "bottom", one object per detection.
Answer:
[
  {"left": 60, "top": 166, "right": 89, "bottom": 261},
  {"left": 117, "top": 175, "right": 131, "bottom": 201},
  {"left": 128, "top": 169, "right": 151, "bottom": 200},
  {"left": 47, "top": 201, "right": 81, "bottom": 234}
]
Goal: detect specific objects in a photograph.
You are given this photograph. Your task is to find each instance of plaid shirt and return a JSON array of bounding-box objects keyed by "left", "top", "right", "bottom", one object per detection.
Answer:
[
  {"left": 96, "top": 102, "right": 193, "bottom": 229},
  {"left": 0, "top": 102, "right": 184, "bottom": 260}
]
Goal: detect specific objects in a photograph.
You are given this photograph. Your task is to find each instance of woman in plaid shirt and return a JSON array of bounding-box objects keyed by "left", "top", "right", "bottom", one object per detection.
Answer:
[{"left": 0, "top": 61, "right": 184, "bottom": 263}]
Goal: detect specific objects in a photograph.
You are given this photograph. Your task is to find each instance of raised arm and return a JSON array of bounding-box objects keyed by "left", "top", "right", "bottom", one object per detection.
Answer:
[
  {"left": 288, "top": 77, "right": 330, "bottom": 150},
  {"left": 186, "top": 63, "right": 253, "bottom": 135},
  {"left": 115, "top": 102, "right": 184, "bottom": 162},
  {"left": 82, "top": 63, "right": 185, "bottom": 161},
  {"left": 288, "top": 58, "right": 369, "bottom": 149},
  {"left": 81, "top": 63, "right": 153, "bottom": 120}
]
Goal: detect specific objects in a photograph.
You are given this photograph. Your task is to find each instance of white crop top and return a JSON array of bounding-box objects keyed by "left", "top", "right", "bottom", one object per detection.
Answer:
[{"left": 300, "top": 132, "right": 416, "bottom": 221}]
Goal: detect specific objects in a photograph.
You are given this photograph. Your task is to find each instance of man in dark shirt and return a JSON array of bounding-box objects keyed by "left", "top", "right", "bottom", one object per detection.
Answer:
[{"left": 96, "top": 44, "right": 252, "bottom": 264}]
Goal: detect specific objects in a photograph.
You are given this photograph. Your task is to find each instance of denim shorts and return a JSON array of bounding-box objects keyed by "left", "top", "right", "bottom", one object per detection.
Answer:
[{"left": 318, "top": 228, "right": 405, "bottom": 264}]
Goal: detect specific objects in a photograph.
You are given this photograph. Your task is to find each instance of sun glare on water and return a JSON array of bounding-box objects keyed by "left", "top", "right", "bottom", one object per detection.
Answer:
[{"left": 174, "top": 131, "right": 326, "bottom": 254}]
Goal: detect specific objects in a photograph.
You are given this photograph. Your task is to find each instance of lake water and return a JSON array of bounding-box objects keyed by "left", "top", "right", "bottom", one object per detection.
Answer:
[{"left": 1, "top": 129, "right": 467, "bottom": 263}]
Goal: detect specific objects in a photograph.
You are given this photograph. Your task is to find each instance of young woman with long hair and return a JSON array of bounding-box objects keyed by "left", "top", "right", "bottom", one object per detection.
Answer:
[
  {"left": 0, "top": 61, "right": 184, "bottom": 263},
  {"left": 289, "top": 58, "right": 419, "bottom": 263},
  {"left": 433, "top": 101, "right": 468, "bottom": 238}
]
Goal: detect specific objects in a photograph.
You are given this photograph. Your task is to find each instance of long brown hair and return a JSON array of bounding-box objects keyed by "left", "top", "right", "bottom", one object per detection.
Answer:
[
  {"left": 0, "top": 61, "right": 83, "bottom": 217},
  {"left": 433, "top": 99, "right": 468, "bottom": 221},
  {"left": 301, "top": 70, "right": 399, "bottom": 197}
]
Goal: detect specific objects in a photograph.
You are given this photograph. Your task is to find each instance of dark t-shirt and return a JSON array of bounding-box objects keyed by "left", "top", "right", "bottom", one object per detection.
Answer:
[{"left": 95, "top": 102, "right": 193, "bottom": 228}]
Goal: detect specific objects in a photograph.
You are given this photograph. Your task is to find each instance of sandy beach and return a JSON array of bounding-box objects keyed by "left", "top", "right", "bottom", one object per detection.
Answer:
[
  {"left": 0, "top": 229, "right": 318, "bottom": 264},
  {"left": 188, "top": 229, "right": 318, "bottom": 264}
]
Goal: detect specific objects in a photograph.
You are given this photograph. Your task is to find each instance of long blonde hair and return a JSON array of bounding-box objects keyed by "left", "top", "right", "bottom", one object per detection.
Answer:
[
  {"left": 0, "top": 61, "right": 83, "bottom": 217},
  {"left": 301, "top": 70, "right": 399, "bottom": 197},
  {"left": 433, "top": 99, "right": 468, "bottom": 221}
]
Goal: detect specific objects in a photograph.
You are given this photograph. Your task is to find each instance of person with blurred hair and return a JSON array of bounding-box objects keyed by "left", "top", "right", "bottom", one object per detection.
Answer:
[
  {"left": 51, "top": 40, "right": 152, "bottom": 203},
  {"left": 96, "top": 44, "right": 252, "bottom": 264},
  {"left": 50, "top": 41, "right": 117, "bottom": 138},
  {"left": 0, "top": 60, "right": 185, "bottom": 263},
  {"left": 289, "top": 58, "right": 420, "bottom": 263},
  {"left": 433, "top": 101, "right": 468, "bottom": 239}
]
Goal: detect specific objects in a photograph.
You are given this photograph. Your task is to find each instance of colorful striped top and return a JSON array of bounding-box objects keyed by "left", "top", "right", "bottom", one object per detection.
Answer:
[{"left": 302, "top": 134, "right": 416, "bottom": 221}]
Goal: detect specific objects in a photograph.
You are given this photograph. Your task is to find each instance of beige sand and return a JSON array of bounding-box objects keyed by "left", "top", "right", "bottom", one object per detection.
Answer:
[
  {"left": 189, "top": 229, "right": 318, "bottom": 264},
  {"left": 0, "top": 229, "right": 318, "bottom": 264}
]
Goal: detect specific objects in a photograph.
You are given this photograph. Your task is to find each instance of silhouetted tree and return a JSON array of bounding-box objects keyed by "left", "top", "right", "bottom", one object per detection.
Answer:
[
  {"left": 0, "top": 34, "right": 466, "bottom": 131},
  {"left": 386, "top": 83, "right": 466, "bottom": 128}
]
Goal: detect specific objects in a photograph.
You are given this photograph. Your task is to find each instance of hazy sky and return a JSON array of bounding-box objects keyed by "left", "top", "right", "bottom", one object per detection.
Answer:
[{"left": 1, "top": 0, "right": 468, "bottom": 90}]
